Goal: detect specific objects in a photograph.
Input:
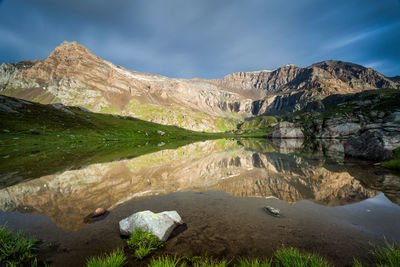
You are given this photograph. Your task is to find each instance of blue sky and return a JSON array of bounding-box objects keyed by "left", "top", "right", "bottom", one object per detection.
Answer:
[{"left": 0, "top": 0, "right": 399, "bottom": 78}]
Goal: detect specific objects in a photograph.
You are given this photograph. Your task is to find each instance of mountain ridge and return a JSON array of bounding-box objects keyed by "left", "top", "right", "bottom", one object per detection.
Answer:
[{"left": 1, "top": 41, "right": 399, "bottom": 131}]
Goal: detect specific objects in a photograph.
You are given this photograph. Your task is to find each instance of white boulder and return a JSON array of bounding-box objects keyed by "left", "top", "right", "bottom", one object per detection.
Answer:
[{"left": 119, "top": 210, "right": 183, "bottom": 241}]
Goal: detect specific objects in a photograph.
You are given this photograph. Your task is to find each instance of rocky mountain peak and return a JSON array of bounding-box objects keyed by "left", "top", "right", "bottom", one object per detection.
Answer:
[{"left": 48, "top": 40, "right": 98, "bottom": 62}]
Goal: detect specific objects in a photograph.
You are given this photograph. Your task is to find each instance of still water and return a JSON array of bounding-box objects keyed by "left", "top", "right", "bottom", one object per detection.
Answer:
[{"left": 0, "top": 138, "right": 399, "bottom": 266}]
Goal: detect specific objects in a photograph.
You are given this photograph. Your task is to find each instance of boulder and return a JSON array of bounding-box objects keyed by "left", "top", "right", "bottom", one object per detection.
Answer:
[
  {"left": 267, "top": 122, "right": 304, "bottom": 139},
  {"left": 119, "top": 210, "right": 183, "bottom": 241}
]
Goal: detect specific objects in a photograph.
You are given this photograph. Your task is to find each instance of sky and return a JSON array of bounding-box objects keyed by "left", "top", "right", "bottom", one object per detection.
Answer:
[{"left": 0, "top": 0, "right": 399, "bottom": 79}]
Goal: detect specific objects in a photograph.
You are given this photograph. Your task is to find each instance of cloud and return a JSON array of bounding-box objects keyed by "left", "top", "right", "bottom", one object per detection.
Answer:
[
  {"left": 0, "top": 0, "right": 399, "bottom": 77},
  {"left": 323, "top": 22, "right": 400, "bottom": 51}
]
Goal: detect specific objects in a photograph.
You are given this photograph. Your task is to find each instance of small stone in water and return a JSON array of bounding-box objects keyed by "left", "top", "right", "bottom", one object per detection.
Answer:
[
  {"left": 94, "top": 208, "right": 106, "bottom": 216},
  {"left": 264, "top": 206, "right": 280, "bottom": 216}
]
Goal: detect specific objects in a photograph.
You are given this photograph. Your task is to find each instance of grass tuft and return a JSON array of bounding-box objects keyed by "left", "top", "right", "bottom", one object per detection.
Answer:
[
  {"left": 237, "top": 257, "right": 272, "bottom": 267},
  {"left": 134, "top": 246, "right": 155, "bottom": 260},
  {"left": 274, "top": 247, "right": 331, "bottom": 267},
  {"left": 86, "top": 248, "right": 126, "bottom": 267},
  {"left": 127, "top": 228, "right": 164, "bottom": 260},
  {"left": 191, "top": 256, "right": 230, "bottom": 267},
  {"left": 148, "top": 255, "right": 185, "bottom": 267},
  {"left": 0, "top": 225, "right": 38, "bottom": 266},
  {"left": 369, "top": 239, "right": 400, "bottom": 267}
]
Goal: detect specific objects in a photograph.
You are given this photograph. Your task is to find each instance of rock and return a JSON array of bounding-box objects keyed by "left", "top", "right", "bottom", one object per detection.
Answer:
[
  {"left": 94, "top": 208, "right": 106, "bottom": 217},
  {"left": 264, "top": 206, "right": 280, "bottom": 216},
  {"left": 318, "top": 122, "right": 361, "bottom": 139},
  {"left": 51, "top": 103, "right": 75, "bottom": 116},
  {"left": 267, "top": 122, "right": 304, "bottom": 139},
  {"left": 84, "top": 207, "right": 108, "bottom": 224},
  {"left": 157, "top": 130, "right": 166, "bottom": 136},
  {"left": 119, "top": 210, "right": 184, "bottom": 241}
]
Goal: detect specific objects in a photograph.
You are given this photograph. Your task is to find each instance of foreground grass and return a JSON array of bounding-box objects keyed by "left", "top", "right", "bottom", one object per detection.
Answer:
[
  {"left": 0, "top": 225, "right": 38, "bottom": 266},
  {"left": 368, "top": 239, "right": 400, "bottom": 267},
  {"left": 274, "top": 248, "right": 329, "bottom": 267},
  {"left": 382, "top": 147, "right": 400, "bottom": 170},
  {"left": 86, "top": 248, "right": 126, "bottom": 267},
  {"left": 85, "top": 240, "right": 400, "bottom": 266}
]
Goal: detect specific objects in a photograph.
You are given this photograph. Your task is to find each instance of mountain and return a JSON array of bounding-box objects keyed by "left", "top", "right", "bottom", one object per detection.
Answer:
[{"left": 1, "top": 41, "right": 399, "bottom": 131}]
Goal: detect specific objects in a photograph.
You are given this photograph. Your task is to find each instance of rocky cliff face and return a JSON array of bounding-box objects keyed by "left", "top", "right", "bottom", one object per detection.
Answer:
[
  {"left": 270, "top": 89, "right": 400, "bottom": 161},
  {"left": 1, "top": 41, "right": 399, "bottom": 131},
  {"left": 215, "top": 61, "right": 399, "bottom": 115}
]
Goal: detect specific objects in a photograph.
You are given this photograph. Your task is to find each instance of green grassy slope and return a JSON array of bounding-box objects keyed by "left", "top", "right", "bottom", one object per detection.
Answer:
[{"left": 0, "top": 96, "right": 217, "bottom": 146}]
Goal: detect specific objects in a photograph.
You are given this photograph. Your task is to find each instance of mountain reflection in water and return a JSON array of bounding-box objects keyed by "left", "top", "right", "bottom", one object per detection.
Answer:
[{"left": 0, "top": 138, "right": 398, "bottom": 231}]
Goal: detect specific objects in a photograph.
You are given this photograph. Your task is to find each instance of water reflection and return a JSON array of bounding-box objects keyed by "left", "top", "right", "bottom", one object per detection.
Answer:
[{"left": 0, "top": 139, "right": 398, "bottom": 230}]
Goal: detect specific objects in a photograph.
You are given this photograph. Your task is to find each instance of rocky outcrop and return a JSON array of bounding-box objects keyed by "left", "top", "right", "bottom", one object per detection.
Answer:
[
  {"left": 0, "top": 61, "right": 38, "bottom": 90},
  {"left": 267, "top": 122, "right": 304, "bottom": 139},
  {"left": 1, "top": 41, "right": 399, "bottom": 131},
  {"left": 214, "top": 60, "right": 399, "bottom": 115},
  {"left": 282, "top": 90, "right": 400, "bottom": 161}
]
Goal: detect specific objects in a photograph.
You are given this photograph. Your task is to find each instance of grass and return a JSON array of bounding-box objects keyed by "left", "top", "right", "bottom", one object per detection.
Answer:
[
  {"left": 127, "top": 229, "right": 165, "bottom": 260},
  {"left": 239, "top": 116, "right": 278, "bottom": 131},
  {"left": 149, "top": 255, "right": 184, "bottom": 267},
  {"left": 381, "top": 147, "right": 400, "bottom": 170},
  {"left": 192, "top": 258, "right": 230, "bottom": 267},
  {"left": 369, "top": 239, "right": 400, "bottom": 266},
  {"left": 273, "top": 248, "right": 330, "bottom": 267},
  {"left": 81, "top": 243, "right": 400, "bottom": 267},
  {"left": 0, "top": 225, "right": 38, "bottom": 266},
  {"left": 0, "top": 95, "right": 220, "bottom": 147},
  {"left": 86, "top": 248, "right": 126, "bottom": 267},
  {"left": 236, "top": 258, "right": 272, "bottom": 267}
]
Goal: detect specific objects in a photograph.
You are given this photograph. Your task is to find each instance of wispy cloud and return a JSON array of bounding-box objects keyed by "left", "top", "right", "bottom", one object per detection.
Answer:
[{"left": 324, "top": 22, "right": 400, "bottom": 51}]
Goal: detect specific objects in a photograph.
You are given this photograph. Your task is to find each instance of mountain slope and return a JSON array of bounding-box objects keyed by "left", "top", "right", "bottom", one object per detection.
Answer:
[
  {"left": 1, "top": 41, "right": 399, "bottom": 131},
  {"left": 0, "top": 94, "right": 218, "bottom": 146},
  {"left": 0, "top": 41, "right": 248, "bottom": 131}
]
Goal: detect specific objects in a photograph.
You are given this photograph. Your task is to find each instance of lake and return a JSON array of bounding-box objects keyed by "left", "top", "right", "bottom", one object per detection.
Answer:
[{"left": 0, "top": 138, "right": 399, "bottom": 266}]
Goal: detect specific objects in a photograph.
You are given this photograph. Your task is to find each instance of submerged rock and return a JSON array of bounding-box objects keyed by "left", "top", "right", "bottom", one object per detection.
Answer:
[
  {"left": 119, "top": 210, "right": 183, "bottom": 241},
  {"left": 264, "top": 206, "right": 280, "bottom": 217},
  {"left": 94, "top": 207, "right": 106, "bottom": 217},
  {"left": 84, "top": 207, "right": 108, "bottom": 224}
]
